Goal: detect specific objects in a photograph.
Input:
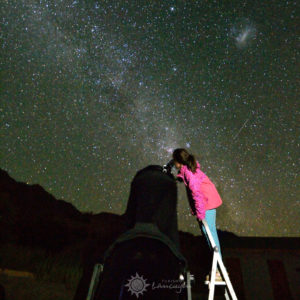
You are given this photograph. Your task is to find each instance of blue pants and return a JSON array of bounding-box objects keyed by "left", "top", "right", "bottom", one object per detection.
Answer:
[{"left": 199, "top": 209, "right": 222, "bottom": 258}]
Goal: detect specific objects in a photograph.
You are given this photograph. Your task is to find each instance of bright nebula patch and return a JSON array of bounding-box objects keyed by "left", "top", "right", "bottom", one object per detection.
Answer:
[{"left": 230, "top": 19, "right": 257, "bottom": 49}]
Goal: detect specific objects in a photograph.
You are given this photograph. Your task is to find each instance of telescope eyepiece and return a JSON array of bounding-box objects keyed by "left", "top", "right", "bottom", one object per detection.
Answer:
[{"left": 163, "top": 159, "right": 175, "bottom": 174}]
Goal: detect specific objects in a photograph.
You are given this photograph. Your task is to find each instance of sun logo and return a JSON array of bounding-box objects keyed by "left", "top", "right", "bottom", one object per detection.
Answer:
[{"left": 124, "top": 272, "right": 150, "bottom": 298}]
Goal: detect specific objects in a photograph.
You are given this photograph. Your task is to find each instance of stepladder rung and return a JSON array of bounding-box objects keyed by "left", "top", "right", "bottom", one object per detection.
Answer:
[{"left": 205, "top": 280, "right": 226, "bottom": 286}]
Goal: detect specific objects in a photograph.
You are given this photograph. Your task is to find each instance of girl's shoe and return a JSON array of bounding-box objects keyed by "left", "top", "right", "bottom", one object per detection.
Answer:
[
  {"left": 215, "top": 271, "right": 223, "bottom": 281},
  {"left": 206, "top": 271, "right": 223, "bottom": 281}
]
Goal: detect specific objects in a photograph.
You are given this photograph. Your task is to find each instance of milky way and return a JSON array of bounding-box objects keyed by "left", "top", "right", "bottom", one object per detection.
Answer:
[{"left": 1, "top": 0, "right": 299, "bottom": 236}]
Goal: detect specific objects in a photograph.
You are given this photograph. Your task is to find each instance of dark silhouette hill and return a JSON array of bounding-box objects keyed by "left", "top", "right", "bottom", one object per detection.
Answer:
[
  {"left": 0, "top": 167, "right": 299, "bottom": 258},
  {"left": 0, "top": 168, "right": 127, "bottom": 253}
]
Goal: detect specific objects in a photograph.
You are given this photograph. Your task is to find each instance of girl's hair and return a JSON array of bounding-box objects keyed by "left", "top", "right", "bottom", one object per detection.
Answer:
[{"left": 172, "top": 148, "right": 197, "bottom": 173}]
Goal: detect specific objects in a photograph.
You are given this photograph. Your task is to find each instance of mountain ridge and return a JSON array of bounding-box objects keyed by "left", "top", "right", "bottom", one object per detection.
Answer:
[{"left": 0, "top": 168, "right": 299, "bottom": 255}]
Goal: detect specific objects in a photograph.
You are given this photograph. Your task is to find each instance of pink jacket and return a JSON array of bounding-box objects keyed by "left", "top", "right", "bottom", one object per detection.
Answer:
[{"left": 177, "top": 161, "right": 222, "bottom": 220}]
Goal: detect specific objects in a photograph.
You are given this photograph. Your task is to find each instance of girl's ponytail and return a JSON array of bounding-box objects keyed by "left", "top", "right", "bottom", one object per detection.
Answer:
[
  {"left": 173, "top": 148, "right": 197, "bottom": 173},
  {"left": 187, "top": 154, "right": 197, "bottom": 173}
]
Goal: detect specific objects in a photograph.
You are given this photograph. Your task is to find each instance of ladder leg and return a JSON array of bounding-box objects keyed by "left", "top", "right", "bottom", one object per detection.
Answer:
[
  {"left": 224, "top": 288, "right": 230, "bottom": 300},
  {"left": 208, "top": 252, "right": 218, "bottom": 300},
  {"left": 87, "top": 264, "right": 103, "bottom": 300},
  {"left": 216, "top": 256, "right": 238, "bottom": 300},
  {"left": 187, "top": 270, "right": 192, "bottom": 300}
]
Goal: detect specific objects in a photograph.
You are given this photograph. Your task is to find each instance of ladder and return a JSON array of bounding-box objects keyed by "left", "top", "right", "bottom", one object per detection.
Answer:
[
  {"left": 87, "top": 263, "right": 103, "bottom": 300},
  {"left": 202, "top": 219, "right": 238, "bottom": 300}
]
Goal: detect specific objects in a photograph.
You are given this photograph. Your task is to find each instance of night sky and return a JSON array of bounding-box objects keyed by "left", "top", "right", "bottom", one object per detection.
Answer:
[{"left": 1, "top": 1, "right": 299, "bottom": 237}]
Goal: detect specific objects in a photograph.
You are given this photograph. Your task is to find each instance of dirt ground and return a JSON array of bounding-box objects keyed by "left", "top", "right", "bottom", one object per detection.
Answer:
[
  {"left": 0, "top": 275, "right": 75, "bottom": 300},
  {"left": 0, "top": 274, "right": 226, "bottom": 300}
]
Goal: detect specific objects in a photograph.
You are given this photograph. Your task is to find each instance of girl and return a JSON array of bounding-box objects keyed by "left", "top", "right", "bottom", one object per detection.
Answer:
[{"left": 172, "top": 148, "right": 223, "bottom": 279}]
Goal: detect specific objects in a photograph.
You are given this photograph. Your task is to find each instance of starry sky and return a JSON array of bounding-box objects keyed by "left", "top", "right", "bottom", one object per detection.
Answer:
[{"left": 1, "top": 0, "right": 299, "bottom": 237}]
